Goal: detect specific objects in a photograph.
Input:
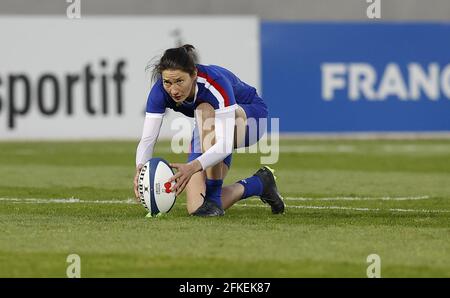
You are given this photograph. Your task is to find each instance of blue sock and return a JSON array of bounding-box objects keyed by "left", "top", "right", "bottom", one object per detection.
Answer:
[
  {"left": 205, "top": 179, "right": 223, "bottom": 208},
  {"left": 237, "top": 175, "right": 263, "bottom": 200}
]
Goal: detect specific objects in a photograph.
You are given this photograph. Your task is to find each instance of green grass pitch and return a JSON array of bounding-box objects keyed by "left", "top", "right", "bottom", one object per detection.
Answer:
[{"left": 0, "top": 139, "right": 449, "bottom": 277}]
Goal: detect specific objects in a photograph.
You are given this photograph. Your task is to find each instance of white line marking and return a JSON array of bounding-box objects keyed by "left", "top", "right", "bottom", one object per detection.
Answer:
[
  {"left": 0, "top": 198, "right": 136, "bottom": 204},
  {"left": 236, "top": 203, "right": 450, "bottom": 213},
  {"left": 0, "top": 197, "right": 448, "bottom": 213},
  {"left": 282, "top": 195, "right": 430, "bottom": 201}
]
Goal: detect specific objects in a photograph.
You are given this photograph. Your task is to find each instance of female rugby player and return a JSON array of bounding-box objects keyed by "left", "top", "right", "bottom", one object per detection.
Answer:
[{"left": 134, "top": 44, "right": 284, "bottom": 217}]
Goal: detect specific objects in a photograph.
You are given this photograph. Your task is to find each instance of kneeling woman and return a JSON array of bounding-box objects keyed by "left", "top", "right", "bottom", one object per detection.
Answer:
[{"left": 134, "top": 44, "right": 284, "bottom": 217}]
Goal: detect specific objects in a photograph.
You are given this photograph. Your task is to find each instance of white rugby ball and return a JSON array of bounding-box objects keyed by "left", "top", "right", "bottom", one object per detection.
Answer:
[{"left": 137, "top": 158, "right": 176, "bottom": 216}]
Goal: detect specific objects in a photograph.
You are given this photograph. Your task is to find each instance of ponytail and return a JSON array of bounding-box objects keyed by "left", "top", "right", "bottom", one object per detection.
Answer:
[{"left": 151, "top": 44, "right": 198, "bottom": 82}]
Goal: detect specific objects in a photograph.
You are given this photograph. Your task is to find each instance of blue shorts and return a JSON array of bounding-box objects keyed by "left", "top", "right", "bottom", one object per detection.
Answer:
[{"left": 187, "top": 96, "right": 268, "bottom": 169}]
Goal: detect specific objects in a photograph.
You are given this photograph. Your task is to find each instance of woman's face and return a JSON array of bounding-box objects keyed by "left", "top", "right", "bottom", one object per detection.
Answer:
[{"left": 162, "top": 69, "right": 197, "bottom": 103}]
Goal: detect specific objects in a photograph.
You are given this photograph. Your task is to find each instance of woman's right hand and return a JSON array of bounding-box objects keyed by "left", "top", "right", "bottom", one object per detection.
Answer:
[{"left": 133, "top": 164, "right": 144, "bottom": 203}]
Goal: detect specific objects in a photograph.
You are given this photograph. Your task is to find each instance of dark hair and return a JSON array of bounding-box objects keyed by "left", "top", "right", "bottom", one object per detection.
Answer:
[{"left": 150, "top": 44, "right": 198, "bottom": 82}]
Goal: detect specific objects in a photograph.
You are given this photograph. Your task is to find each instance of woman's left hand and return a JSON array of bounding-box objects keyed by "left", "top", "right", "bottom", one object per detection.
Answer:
[{"left": 168, "top": 160, "right": 202, "bottom": 196}]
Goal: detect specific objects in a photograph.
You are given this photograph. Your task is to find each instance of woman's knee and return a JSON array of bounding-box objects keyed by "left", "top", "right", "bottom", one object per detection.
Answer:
[{"left": 196, "top": 102, "right": 215, "bottom": 123}]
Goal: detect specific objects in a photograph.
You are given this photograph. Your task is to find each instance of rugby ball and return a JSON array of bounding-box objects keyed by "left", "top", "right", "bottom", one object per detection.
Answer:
[{"left": 137, "top": 158, "right": 176, "bottom": 216}]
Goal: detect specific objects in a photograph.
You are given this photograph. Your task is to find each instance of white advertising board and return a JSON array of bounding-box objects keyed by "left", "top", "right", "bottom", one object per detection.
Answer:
[{"left": 0, "top": 16, "right": 259, "bottom": 140}]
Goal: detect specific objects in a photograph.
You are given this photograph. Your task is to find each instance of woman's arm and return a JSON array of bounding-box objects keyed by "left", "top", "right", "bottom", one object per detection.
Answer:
[
  {"left": 196, "top": 107, "right": 236, "bottom": 170},
  {"left": 168, "top": 107, "right": 236, "bottom": 196},
  {"left": 135, "top": 112, "right": 164, "bottom": 167},
  {"left": 134, "top": 112, "right": 164, "bottom": 200}
]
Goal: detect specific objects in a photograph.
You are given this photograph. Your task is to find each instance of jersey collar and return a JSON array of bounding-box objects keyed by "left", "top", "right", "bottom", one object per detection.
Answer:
[{"left": 193, "top": 82, "right": 199, "bottom": 102}]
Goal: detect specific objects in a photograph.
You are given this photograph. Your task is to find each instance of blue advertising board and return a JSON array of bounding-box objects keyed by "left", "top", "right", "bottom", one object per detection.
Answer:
[{"left": 261, "top": 22, "right": 450, "bottom": 132}]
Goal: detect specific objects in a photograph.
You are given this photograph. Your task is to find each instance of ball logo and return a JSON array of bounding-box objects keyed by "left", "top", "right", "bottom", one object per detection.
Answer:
[{"left": 164, "top": 182, "right": 172, "bottom": 194}]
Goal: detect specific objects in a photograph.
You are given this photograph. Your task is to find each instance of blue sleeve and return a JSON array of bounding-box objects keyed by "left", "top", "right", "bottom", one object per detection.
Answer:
[{"left": 146, "top": 81, "right": 167, "bottom": 114}]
